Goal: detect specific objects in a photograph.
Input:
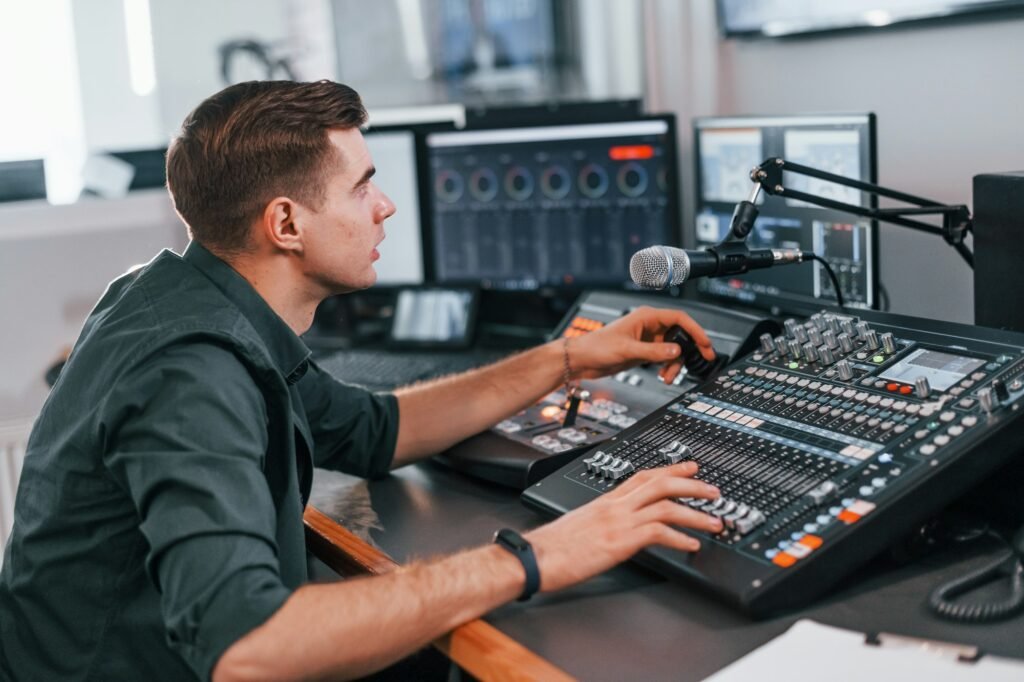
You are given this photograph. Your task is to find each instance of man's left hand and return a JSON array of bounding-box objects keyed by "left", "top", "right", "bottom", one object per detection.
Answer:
[{"left": 567, "top": 306, "right": 715, "bottom": 384}]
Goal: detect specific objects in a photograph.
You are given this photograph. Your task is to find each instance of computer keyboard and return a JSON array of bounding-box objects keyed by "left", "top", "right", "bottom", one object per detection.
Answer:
[{"left": 317, "top": 348, "right": 510, "bottom": 391}]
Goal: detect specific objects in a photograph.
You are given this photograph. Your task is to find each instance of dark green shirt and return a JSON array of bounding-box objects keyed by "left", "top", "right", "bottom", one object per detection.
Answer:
[{"left": 0, "top": 242, "right": 399, "bottom": 680}]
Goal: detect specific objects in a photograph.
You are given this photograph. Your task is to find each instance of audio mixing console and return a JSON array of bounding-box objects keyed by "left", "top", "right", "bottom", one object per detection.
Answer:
[{"left": 523, "top": 309, "right": 1024, "bottom": 614}]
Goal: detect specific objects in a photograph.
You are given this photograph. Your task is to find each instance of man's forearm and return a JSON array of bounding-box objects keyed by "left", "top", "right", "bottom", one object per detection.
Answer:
[
  {"left": 213, "top": 543, "right": 524, "bottom": 682},
  {"left": 391, "top": 340, "right": 564, "bottom": 466}
]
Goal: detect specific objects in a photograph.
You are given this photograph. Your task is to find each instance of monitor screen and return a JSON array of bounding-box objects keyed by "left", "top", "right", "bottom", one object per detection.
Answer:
[
  {"left": 364, "top": 129, "right": 426, "bottom": 285},
  {"left": 422, "top": 116, "right": 680, "bottom": 290},
  {"left": 692, "top": 113, "right": 877, "bottom": 312}
]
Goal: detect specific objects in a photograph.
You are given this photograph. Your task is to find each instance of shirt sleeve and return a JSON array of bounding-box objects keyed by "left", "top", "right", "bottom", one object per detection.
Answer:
[
  {"left": 297, "top": 360, "right": 399, "bottom": 478},
  {"left": 102, "top": 341, "right": 291, "bottom": 680}
]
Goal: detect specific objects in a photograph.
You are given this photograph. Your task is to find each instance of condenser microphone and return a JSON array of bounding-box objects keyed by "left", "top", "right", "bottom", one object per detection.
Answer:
[{"left": 629, "top": 244, "right": 809, "bottom": 290}]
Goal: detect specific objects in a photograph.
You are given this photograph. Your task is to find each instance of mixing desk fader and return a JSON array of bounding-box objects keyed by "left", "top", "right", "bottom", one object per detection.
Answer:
[{"left": 523, "top": 309, "right": 1024, "bottom": 615}]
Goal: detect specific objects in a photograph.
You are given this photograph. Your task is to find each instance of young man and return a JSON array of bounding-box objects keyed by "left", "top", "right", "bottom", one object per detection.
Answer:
[{"left": 0, "top": 80, "right": 722, "bottom": 681}]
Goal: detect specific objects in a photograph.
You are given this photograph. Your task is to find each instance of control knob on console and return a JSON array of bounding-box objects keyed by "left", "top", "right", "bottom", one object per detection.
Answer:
[
  {"left": 793, "top": 326, "right": 809, "bottom": 344},
  {"left": 856, "top": 321, "right": 871, "bottom": 339},
  {"left": 915, "top": 376, "right": 931, "bottom": 399},
  {"left": 978, "top": 387, "right": 995, "bottom": 415},
  {"left": 826, "top": 315, "right": 842, "bottom": 334},
  {"left": 863, "top": 329, "right": 880, "bottom": 350},
  {"left": 992, "top": 378, "right": 1010, "bottom": 403},
  {"left": 808, "top": 328, "right": 823, "bottom": 347},
  {"left": 822, "top": 329, "right": 839, "bottom": 349},
  {"left": 784, "top": 319, "right": 800, "bottom": 338},
  {"left": 759, "top": 332, "right": 775, "bottom": 354},
  {"left": 802, "top": 343, "right": 819, "bottom": 363},
  {"left": 775, "top": 336, "right": 789, "bottom": 356},
  {"left": 836, "top": 359, "right": 854, "bottom": 381},
  {"left": 788, "top": 340, "right": 803, "bottom": 359},
  {"left": 840, "top": 318, "right": 856, "bottom": 337},
  {"left": 819, "top": 345, "right": 836, "bottom": 366},
  {"left": 838, "top": 333, "right": 855, "bottom": 354},
  {"left": 881, "top": 332, "right": 897, "bottom": 354}
]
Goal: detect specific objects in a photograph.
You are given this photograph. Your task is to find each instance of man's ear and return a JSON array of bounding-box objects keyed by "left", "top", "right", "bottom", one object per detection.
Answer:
[{"left": 259, "top": 196, "right": 304, "bottom": 254}]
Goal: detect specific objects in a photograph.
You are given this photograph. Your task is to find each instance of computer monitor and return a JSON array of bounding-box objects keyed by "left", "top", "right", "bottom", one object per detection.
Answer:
[
  {"left": 692, "top": 113, "right": 878, "bottom": 313},
  {"left": 363, "top": 126, "right": 443, "bottom": 285},
  {"left": 421, "top": 115, "right": 680, "bottom": 291}
]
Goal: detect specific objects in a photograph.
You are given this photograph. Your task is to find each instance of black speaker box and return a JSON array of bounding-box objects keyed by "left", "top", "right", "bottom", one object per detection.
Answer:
[{"left": 973, "top": 171, "right": 1024, "bottom": 332}]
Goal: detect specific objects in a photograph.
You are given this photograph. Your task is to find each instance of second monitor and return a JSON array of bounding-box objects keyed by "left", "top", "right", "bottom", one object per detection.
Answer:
[
  {"left": 693, "top": 113, "right": 878, "bottom": 313},
  {"left": 422, "top": 116, "right": 680, "bottom": 291}
]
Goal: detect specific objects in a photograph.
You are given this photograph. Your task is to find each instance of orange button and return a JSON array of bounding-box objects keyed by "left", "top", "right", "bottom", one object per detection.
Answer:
[
  {"left": 886, "top": 383, "right": 899, "bottom": 392},
  {"left": 900, "top": 385, "right": 913, "bottom": 395},
  {"left": 799, "top": 535, "right": 824, "bottom": 550},
  {"left": 838, "top": 510, "right": 861, "bottom": 524},
  {"left": 772, "top": 553, "right": 798, "bottom": 568}
]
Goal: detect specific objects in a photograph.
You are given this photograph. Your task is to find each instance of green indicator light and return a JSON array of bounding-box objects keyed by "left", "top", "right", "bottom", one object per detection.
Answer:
[
  {"left": 873, "top": 355, "right": 885, "bottom": 363},
  {"left": 788, "top": 362, "right": 799, "bottom": 369}
]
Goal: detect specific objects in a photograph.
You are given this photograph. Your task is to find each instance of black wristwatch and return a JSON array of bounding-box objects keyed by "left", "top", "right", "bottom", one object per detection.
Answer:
[{"left": 493, "top": 528, "right": 541, "bottom": 602}]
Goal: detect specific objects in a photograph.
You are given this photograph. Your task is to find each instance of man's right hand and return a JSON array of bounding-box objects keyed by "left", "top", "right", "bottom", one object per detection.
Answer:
[{"left": 524, "top": 462, "right": 722, "bottom": 593}]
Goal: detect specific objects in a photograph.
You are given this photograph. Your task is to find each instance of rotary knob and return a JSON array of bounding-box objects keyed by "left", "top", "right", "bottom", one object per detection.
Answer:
[
  {"left": 863, "top": 329, "right": 879, "bottom": 350},
  {"left": 838, "top": 333, "right": 855, "bottom": 354},
  {"left": 978, "top": 387, "right": 995, "bottom": 414},
  {"left": 775, "top": 336, "right": 789, "bottom": 356},
  {"left": 856, "top": 321, "right": 871, "bottom": 339},
  {"left": 840, "top": 318, "right": 856, "bottom": 336},
  {"left": 914, "top": 376, "right": 931, "bottom": 399},
  {"left": 808, "top": 328, "right": 823, "bottom": 346},
  {"left": 788, "top": 340, "right": 803, "bottom": 359},
  {"left": 793, "top": 326, "right": 808, "bottom": 344},
  {"left": 819, "top": 345, "right": 836, "bottom": 366},
  {"left": 759, "top": 332, "right": 775, "bottom": 354},
  {"left": 802, "top": 343, "right": 819, "bottom": 363},
  {"left": 836, "top": 359, "right": 854, "bottom": 381},
  {"left": 822, "top": 329, "right": 839, "bottom": 349},
  {"left": 825, "top": 315, "right": 842, "bottom": 334},
  {"left": 881, "top": 332, "right": 897, "bottom": 354},
  {"left": 784, "top": 319, "right": 800, "bottom": 338}
]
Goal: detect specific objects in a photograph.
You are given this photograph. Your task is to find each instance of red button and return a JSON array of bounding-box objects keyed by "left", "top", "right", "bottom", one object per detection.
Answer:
[
  {"left": 899, "top": 385, "right": 913, "bottom": 395},
  {"left": 886, "top": 383, "right": 899, "bottom": 392}
]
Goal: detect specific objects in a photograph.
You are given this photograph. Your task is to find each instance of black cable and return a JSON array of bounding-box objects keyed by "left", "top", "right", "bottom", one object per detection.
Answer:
[
  {"left": 806, "top": 253, "right": 844, "bottom": 308},
  {"left": 928, "top": 528, "right": 1024, "bottom": 623}
]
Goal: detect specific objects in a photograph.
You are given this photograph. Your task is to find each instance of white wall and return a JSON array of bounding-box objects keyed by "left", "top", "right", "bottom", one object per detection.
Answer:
[
  {"left": 0, "top": 193, "right": 186, "bottom": 420},
  {"left": 645, "top": 0, "right": 1024, "bottom": 324}
]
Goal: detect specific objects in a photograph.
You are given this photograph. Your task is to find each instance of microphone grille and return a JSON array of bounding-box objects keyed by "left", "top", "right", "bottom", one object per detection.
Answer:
[{"left": 629, "top": 246, "right": 689, "bottom": 289}]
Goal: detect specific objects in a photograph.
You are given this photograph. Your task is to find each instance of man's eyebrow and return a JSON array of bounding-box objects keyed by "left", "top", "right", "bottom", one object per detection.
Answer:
[{"left": 353, "top": 166, "right": 376, "bottom": 191}]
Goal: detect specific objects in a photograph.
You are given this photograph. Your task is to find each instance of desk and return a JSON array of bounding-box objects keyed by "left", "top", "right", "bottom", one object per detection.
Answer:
[{"left": 307, "top": 464, "right": 1024, "bottom": 681}]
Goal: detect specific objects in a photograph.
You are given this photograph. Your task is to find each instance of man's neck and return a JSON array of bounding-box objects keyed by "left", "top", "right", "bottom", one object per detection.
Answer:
[{"left": 225, "top": 252, "right": 321, "bottom": 337}]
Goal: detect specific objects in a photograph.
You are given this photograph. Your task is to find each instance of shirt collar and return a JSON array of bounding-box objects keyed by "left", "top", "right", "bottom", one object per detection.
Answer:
[{"left": 183, "top": 241, "right": 311, "bottom": 384}]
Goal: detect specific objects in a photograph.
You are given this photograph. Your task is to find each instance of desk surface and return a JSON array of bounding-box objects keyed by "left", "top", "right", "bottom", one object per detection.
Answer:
[{"left": 311, "top": 464, "right": 1024, "bottom": 681}]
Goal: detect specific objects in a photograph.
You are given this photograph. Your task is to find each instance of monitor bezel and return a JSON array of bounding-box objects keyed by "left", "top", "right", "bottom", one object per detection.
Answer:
[
  {"left": 417, "top": 112, "right": 683, "bottom": 294},
  {"left": 691, "top": 112, "right": 879, "bottom": 316}
]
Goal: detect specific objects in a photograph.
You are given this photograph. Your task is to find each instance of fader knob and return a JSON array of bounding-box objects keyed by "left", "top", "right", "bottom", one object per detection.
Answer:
[
  {"left": 978, "top": 387, "right": 995, "bottom": 414},
  {"left": 802, "top": 343, "right": 819, "bottom": 363},
  {"left": 881, "top": 332, "right": 897, "bottom": 354},
  {"left": 992, "top": 378, "right": 1010, "bottom": 403},
  {"left": 914, "top": 376, "right": 931, "bottom": 399},
  {"left": 863, "top": 329, "right": 880, "bottom": 350},
  {"left": 836, "top": 359, "right": 854, "bottom": 381},
  {"left": 759, "top": 333, "right": 775, "bottom": 354},
  {"left": 819, "top": 346, "right": 836, "bottom": 366},
  {"left": 822, "top": 330, "right": 839, "bottom": 349},
  {"left": 838, "top": 333, "right": 855, "bottom": 354}
]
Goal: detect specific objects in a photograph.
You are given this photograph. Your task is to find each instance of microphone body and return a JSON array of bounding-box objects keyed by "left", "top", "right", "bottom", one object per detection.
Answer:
[{"left": 630, "top": 244, "right": 808, "bottom": 290}]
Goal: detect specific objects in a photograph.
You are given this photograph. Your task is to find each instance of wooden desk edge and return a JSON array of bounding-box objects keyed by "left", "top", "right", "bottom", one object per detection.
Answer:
[{"left": 303, "top": 504, "right": 575, "bottom": 682}]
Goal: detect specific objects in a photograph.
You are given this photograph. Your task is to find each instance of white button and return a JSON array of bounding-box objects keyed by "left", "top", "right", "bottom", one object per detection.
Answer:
[{"left": 934, "top": 435, "right": 951, "bottom": 446}]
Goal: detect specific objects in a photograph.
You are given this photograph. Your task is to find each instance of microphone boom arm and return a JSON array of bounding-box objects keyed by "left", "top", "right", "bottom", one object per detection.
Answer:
[{"left": 752, "top": 157, "right": 974, "bottom": 268}]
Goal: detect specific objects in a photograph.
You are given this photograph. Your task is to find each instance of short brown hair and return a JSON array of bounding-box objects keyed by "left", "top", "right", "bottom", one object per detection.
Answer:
[{"left": 166, "top": 80, "right": 367, "bottom": 253}]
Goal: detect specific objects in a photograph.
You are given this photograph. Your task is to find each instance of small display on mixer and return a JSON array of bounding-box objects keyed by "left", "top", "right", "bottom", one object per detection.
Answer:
[{"left": 879, "top": 348, "right": 985, "bottom": 392}]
